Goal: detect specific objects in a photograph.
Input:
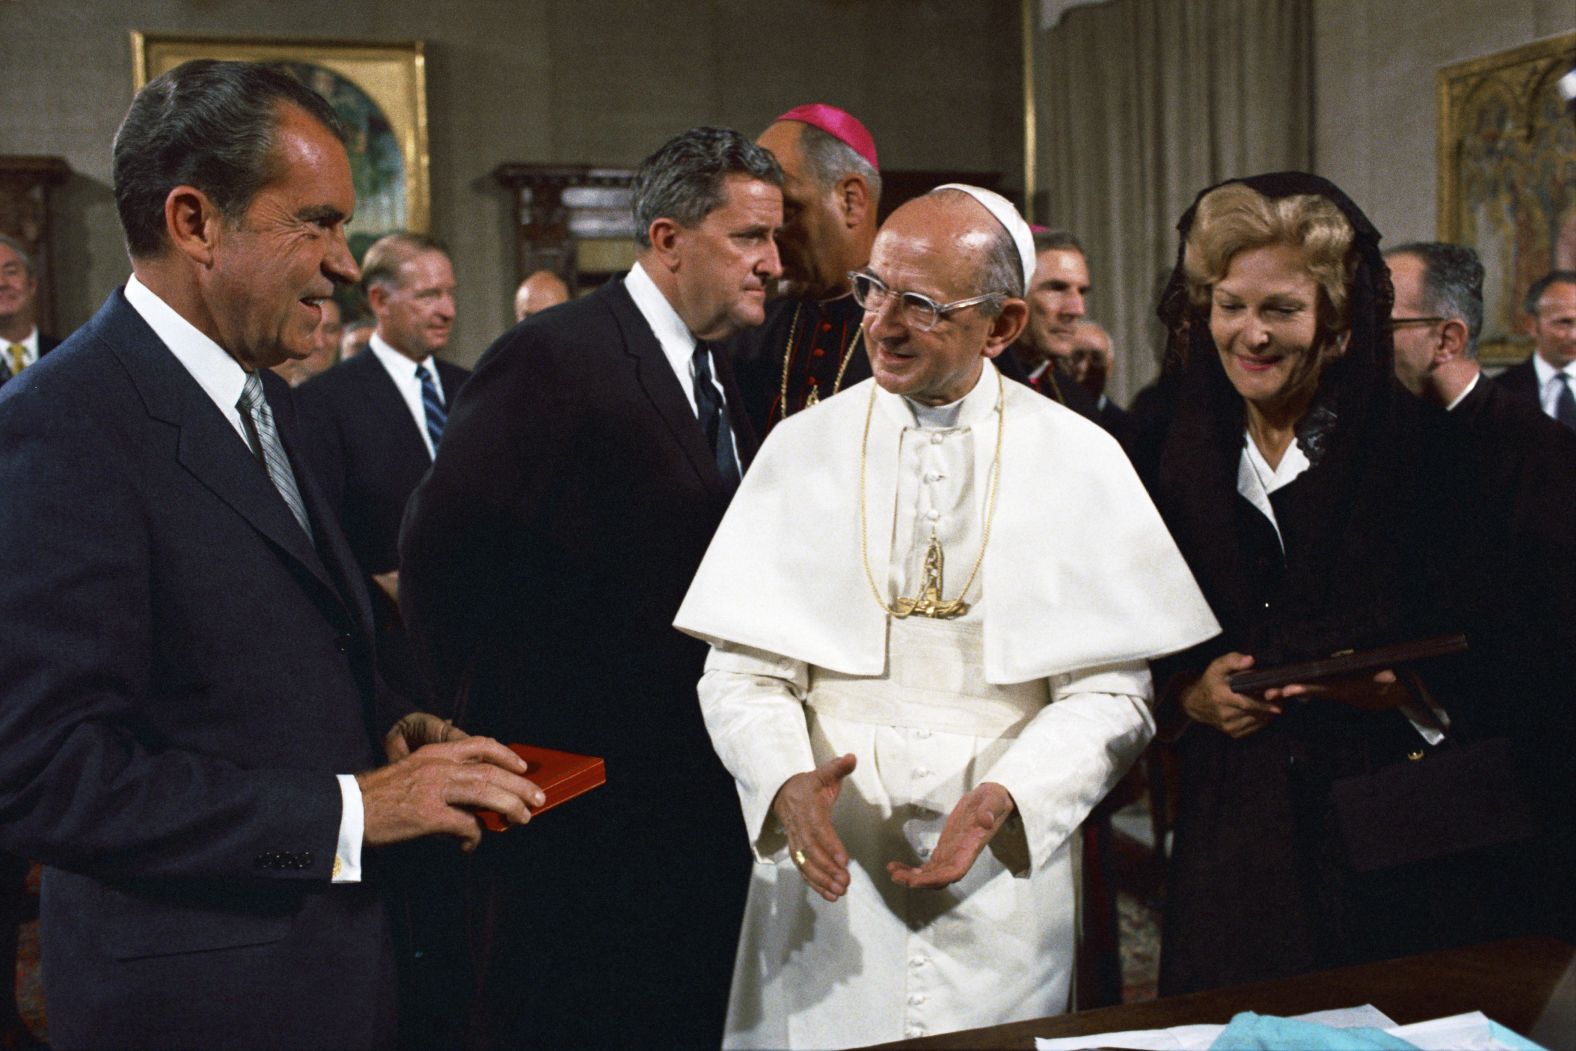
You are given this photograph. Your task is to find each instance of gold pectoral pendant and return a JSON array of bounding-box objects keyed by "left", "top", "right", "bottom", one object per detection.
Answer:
[{"left": 891, "top": 531, "right": 969, "bottom": 619}]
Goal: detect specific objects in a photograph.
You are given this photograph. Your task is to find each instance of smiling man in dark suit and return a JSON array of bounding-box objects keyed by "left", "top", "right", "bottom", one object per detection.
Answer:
[
  {"left": 299, "top": 232, "right": 469, "bottom": 707},
  {"left": 1496, "top": 271, "right": 1576, "bottom": 430},
  {"left": 400, "top": 125, "right": 781, "bottom": 1050},
  {"left": 0, "top": 234, "right": 60, "bottom": 388},
  {"left": 297, "top": 231, "right": 471, "bottom": 1047},
  {"left": 0, "top": 60, "right": 542, "bottom": 1051}
]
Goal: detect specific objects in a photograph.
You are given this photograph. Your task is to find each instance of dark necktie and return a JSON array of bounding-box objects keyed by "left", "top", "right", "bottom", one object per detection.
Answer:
[
  {"left": 237, "top": 371, "right": 314, "bottom": 542},
  {"left": 691, "top": 342, "right": 740, "bottom": 489},
  {"left": 416, "top": 363, "right": 446, "bottom": 451},
  {"left": 1555, "top": 374, "right": 1576, "bottom": 433}
]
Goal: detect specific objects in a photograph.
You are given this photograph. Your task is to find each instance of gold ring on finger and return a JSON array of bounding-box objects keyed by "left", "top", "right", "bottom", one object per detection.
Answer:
[{"left": 793, "top": 849, "right": 808, "bottom": 867}]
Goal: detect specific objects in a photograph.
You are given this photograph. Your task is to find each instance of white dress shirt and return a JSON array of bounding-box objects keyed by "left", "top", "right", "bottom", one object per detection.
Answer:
[
  {"left": 367, "top": 331, "right": 445, "bottom": 460},
  {"left": 123, "top": 274, "right": 365, "bottom": 883},
  {"left": 1532, "top": 354, "right": 1576, "bottom": 419},
  {"left": 623, "top": 261, "right": 740, "bottom": 475},
  {"left": 3, "top": 326, "right": 41, "bottom": 372}
]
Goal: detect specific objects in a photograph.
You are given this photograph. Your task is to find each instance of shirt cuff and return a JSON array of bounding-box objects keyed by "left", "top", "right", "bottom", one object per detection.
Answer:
[{"left": 333, "top": 774, "right": 365, "bottom": 884}]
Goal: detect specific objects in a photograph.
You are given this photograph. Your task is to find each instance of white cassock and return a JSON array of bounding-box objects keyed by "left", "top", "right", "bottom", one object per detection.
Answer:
[{"left": 675, "top": 362, "right": 1218, "bottom": 1049}]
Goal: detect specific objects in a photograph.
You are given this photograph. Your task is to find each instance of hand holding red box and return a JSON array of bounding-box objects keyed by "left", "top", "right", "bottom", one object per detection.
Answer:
[{"left": 478, "top": 744, "right": 607, "bottom": 832}]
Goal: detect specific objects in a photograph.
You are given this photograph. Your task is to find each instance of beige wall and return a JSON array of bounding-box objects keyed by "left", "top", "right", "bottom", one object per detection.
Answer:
[
  {"left": 1312, "top": 0, "right": 1572, "bottom": 245},
  {"left": 0, "top": 0, "right": 1021, "bottom": 363}
]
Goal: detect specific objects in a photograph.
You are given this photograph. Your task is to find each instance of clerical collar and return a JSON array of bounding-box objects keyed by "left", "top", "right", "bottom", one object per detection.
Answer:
[
  {"left": 891, "top": 362, "right": 997, "bottom": 431},
  {"left": 1444, "top": 371, "right": 1479, "bottom": 412},
  {"left": 905, "top": 395, "right": 965, "bottom": 430}
]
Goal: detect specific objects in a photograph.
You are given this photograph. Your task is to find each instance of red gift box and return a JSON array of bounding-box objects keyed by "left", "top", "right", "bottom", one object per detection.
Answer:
[{"left": 479, "top": 743, "right": 606, "bottom": 832}]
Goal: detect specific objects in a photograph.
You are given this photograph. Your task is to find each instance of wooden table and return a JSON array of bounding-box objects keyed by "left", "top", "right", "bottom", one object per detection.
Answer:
[{"left": 864, "top": 937, "right": 1574, "bottom": 1049}]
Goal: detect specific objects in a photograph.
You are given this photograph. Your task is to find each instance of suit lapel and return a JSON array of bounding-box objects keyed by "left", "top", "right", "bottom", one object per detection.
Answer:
[
  {"left": 101, "top": 291, "right": 343, "bottom": 602},
  {"left": 601, "top": 280, "right": 727, "bottom": 495},
  {"left": 352, "top": 351, "right": 433, "bottom": 466}
]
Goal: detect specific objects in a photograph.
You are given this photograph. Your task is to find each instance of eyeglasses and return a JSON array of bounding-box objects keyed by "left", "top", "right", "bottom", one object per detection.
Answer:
[
  {"left": 849, "top": 270, "right": 1004, "bottom": 332},
  {"left": 1385, "top": 315, "right": 1446, "bottom": 330}
]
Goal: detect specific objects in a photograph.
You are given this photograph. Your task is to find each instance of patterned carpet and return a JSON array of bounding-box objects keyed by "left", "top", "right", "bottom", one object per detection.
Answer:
[{"left": 1112, "top": 797, "right": 1166, "bottom": 1003}]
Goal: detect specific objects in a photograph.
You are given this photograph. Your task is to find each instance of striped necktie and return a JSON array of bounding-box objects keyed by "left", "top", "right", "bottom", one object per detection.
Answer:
[
  {"left": 237, "top": 371, "right": 314, "bottom": 541},
  {"left": 416, "top": 363, "right": 446, "bottom": 452}
]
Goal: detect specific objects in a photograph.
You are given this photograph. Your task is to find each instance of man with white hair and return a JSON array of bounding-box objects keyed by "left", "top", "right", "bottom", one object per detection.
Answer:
[{"left": 676, "top": 185, "right": 1218, "bottom": 1048}]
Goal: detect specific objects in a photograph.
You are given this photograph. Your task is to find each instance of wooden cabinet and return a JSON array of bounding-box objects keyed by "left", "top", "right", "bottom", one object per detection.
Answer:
[
  {"left": 493, "top": 163, "right": 638, "bottom": 296},
  {"left": 0, "top": 156, "right": 70, "bottom": 336}
]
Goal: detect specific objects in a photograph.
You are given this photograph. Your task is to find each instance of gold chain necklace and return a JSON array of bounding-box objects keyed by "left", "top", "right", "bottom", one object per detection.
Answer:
[
  {"left": 778, "top": 300, "right": 864, "bottom": 422},
  {"left": 858, "top": 369, "right": 1004, "bottom": 619}
]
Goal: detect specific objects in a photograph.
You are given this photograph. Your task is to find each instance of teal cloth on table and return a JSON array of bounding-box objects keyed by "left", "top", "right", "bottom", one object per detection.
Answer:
[
  {"left": 1209, "top": 1012, "right": 1418, "bottom": 1050},
  {"left": 1487, "top": 1019, "right": 1548, "bottom": 1051}
]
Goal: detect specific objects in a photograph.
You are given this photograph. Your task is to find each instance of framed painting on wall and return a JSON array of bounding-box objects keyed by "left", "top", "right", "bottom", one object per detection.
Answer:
[
  {"left": 1437, "top": 31, "right": 1576, "bottom": 365},
  {"left": 132, "top": 33, "right": 430, "bottom": 257}
]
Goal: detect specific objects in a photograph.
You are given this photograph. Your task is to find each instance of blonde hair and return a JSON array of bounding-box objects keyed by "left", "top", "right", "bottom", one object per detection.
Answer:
[{"left": 1182, "top": 183, "right": 1357, "bottom": 336}]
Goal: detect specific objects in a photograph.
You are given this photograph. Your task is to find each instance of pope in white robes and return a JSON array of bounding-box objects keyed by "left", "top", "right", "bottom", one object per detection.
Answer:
[{"left": 675, "top": 186, "right": 1218, "bottom": 1049}]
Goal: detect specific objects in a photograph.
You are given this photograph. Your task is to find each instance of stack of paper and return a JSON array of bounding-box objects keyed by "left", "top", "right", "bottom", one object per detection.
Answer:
[{"left": 1033, "top": 1006, "right": 1546, "bottom": 1051}]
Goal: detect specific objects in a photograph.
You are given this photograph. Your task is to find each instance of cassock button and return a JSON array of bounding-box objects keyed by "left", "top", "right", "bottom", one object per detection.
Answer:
[
  {"left": 812, "top": 347, "right": 826, "bottom": 359},
  {"left": 819, "top": 321, "right": 833, "bottom": 333}
]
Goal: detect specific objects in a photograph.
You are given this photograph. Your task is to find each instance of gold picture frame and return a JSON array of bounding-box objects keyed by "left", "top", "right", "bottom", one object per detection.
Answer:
[
  {"left": 1437, "top": 32, "right": 1576, "bottom": 365},
  {"left": 132, "top": 33, "right": 430, "bottom": 241}
]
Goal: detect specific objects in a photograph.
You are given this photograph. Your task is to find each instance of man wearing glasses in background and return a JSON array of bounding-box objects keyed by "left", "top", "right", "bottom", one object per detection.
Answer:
[
  {"left": 1388, "top": 243, "right": 1576, "bottom": 946},
  {"left": 675, "top": 185, "right": 1217, "bottom": 1048}
]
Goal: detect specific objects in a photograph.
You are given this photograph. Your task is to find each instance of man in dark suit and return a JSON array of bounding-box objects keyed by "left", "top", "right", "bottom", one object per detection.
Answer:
[
  {"left": 299, "top": 232, "right": 469, "bottom": 706},
  {"left": 0, "top": 60, "right": 540, "bottom": 1051},
  {"left": 400, "top": 126, "right": 781, "bottom": 1050},
  {"left": 1495, "top": 270, "right": 1576, "bottom": 429},
  {"left": 297, "top": 232, "right": 471, "bottom": 1048},
  {"left": 1014, "top": 228, "right": 1105, "bottom": 423},
  {"left": 1389, "top": 242, "right": 1576, "bottom": 943},
  {"left": 0, "top": 234, "right": 60, "bottom": 389}
]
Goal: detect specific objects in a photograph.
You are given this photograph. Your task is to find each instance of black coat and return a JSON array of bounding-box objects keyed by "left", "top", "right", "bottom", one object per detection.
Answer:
[
  {"left": 399, "top": 276, "right": 756, "bottom": 1049},
  {"left": 728, "top": 292, "right": 871, "bottom": 439},
  {"left": 0, "top": 290, "right": 401, "bottom": 1049},
  {"left": 1492, "top": 356, "right": 1541, "bottom": 412},
  {"left": 1152, "top": 172, "right": 1482, "bottom": 996},
  {"left": 1421, "top": 378, "right": 1576, "bottom": 939}
]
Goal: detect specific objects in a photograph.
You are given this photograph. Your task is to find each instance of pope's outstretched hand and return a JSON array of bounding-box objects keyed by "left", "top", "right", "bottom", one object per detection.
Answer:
[
  {"left": 772, "top": 753, "right": 857, "bottom": 902},
  {"left": 888, "top": 781, "right": 1016, "bottom": 889}
]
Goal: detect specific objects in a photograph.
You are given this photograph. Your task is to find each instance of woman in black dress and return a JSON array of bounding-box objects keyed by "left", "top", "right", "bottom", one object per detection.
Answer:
[{"left": 1151, "top": 173, "right": 1483, "bottom": 995}]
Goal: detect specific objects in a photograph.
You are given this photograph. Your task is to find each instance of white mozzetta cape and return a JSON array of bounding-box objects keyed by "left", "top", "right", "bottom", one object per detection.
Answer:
[{"left": 675, "top": 363, "right": 1219, "bottom": 679}]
